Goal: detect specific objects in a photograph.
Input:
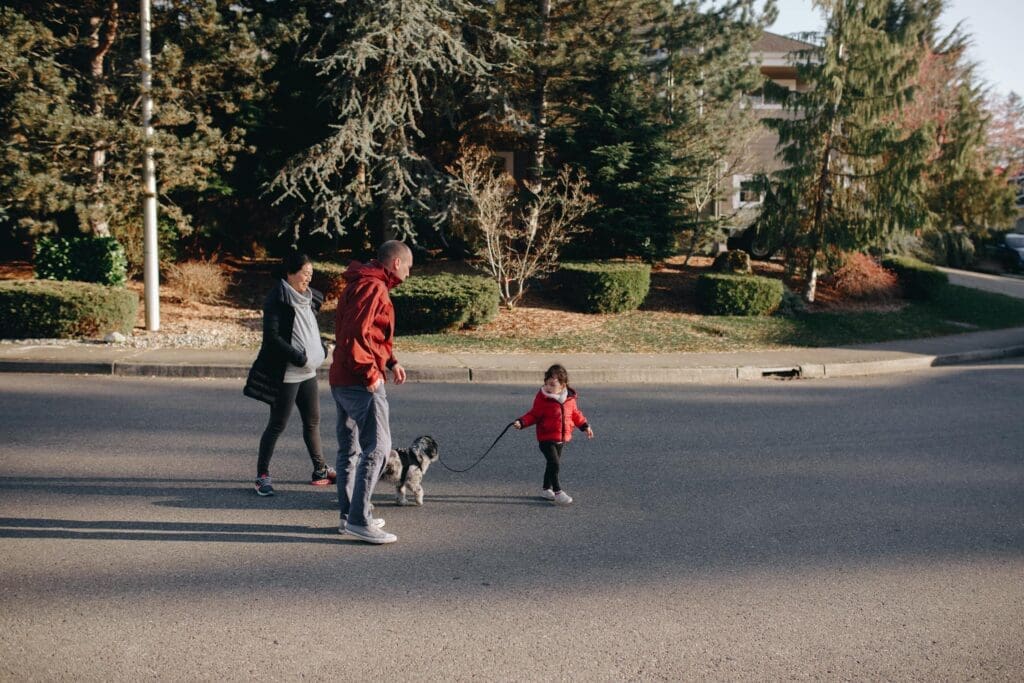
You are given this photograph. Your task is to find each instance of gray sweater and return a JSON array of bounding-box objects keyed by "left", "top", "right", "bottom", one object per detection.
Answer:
[{"left": 281, "top": 280, "right": 325, "bottom": 383}]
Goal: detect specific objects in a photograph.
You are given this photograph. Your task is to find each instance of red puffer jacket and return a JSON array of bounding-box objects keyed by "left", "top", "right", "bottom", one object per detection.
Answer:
[
  {"left": 329, "top": 260, "right": 401, "bottom": 388},
  {"left": 517, "top": 388, "right": 590, "bottom": 443}
]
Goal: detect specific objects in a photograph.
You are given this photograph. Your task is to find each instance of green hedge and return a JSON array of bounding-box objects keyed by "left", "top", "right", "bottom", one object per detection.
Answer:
[
  {"left": 34, "top": 236, "right": 128, "bottom": 286},
  {"left": 880, "top": 255, "right": 949, "bottom": 300},
  {"left": 0, "top": 280, "right": 138, "bottom": 339},
  {"left": 391, "top": 274, "right": 499, "bottom": 334},
  {"left": 559, "top": 262, "right": 651, "bottom": 314},
  {"left": 697, "top": 273, "right": 784, "bottom": 316}
]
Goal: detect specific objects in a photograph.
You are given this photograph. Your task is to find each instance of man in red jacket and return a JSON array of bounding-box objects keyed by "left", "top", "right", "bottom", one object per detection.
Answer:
[{"left": 331, "top": 240, "right": 412, "bottom": 544}]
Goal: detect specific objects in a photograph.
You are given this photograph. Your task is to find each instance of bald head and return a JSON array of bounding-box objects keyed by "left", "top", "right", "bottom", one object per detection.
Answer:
[
  {"left": 378, "top": 240, "right": 413, "bottom": 283},
  {"left": 378, "top": 240, "right": 412, "bottom": 264}
]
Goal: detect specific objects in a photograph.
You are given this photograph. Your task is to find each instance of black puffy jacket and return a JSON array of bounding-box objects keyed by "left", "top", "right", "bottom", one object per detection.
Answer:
[{"left": 243, "top": 280, "right": 325, "bottom": 404}]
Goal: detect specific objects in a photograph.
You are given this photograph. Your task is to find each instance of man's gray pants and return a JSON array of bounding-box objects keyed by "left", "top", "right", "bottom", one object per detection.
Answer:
[{"left": 332, "top": 385, "right": 391, "bottom": 527}]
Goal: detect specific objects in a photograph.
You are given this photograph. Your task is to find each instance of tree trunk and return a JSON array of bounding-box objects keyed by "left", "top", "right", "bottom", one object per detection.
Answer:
[
  {"left": 87, "top": 1, "right": 119, "bottom": 238},
  {"left": 803, "top": 252, "right": 819, "bottom": 303},
  {"left": 527, "top": 0, "right": 551, "bottom": 192}
]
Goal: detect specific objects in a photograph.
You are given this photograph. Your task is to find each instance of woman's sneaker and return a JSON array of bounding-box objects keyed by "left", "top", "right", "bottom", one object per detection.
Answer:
[
  {"left": 310, "top": 466, "right": 337, "bottom": 486},
  {"left": 553, "top": 490, "right": 573, "bottom": 505},
  {"left": 540, "top": 489, "right": 556, "bottom": 501},
  {"left": 254, "top": 474, "right": 274, "bottom": 496}
]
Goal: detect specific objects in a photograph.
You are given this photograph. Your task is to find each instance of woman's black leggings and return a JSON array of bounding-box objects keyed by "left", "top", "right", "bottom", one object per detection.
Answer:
[
  {"left": 257, "top": 377, "right": 325, "bottom": 475},
  {"left": 539, "top": 441, "right": 565, "bottom": 492}
]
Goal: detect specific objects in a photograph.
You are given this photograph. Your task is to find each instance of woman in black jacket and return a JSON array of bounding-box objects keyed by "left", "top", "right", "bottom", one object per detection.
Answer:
[{"left": 244, "top": 253, "right": 334, "bottom": 496}]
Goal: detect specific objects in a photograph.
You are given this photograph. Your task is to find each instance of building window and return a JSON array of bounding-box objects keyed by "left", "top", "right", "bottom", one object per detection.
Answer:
[
  {"left": 493, "top": 151, "right": 515, "bottom": 177},
  {"left": 747, "top": 79, "right": 794, "bottom": 109},
  {"left": 733, "top": 175, "right": 763, "bottom": 208}
]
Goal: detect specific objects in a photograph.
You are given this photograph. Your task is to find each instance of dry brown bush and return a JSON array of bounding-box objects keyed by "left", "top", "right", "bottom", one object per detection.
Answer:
[
  {"left": 825, "top": 252, "right": 900, "bottom": 302},
  {"left": 165, "top": 260, "right": 230, "bottom": 305}
]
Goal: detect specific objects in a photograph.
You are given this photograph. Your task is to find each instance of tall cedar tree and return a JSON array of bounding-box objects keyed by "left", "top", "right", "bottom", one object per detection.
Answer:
[
  {"left": 0, "top": 2, "right": 281, "bottom": 267},
  {"left": 761, "top": 0, "right": 933, "bottom": 301},
  {"left": 907, "top": 20, "right": 1017, "bottom": 257},
  {"left": 269, "top": 0, "right": 511, "bottom": 247}
]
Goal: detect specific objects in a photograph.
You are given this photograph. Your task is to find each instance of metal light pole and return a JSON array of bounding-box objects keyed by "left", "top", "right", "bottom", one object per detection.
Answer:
[{"left": 141, "top": 0, "right": 159, "bottom": 330}]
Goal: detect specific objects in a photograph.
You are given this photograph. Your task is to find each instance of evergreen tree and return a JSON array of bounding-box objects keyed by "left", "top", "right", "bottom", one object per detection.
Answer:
[
  {"left": 986, "top": 90, "right": 1024, "bottom": 209},
  {"left": 0, "top": 1, "right": 281, "bottom": 267},
  {"left": 662, "top": 0, "right": 773, "bottom": 263},
  {"left": 761, "top": 0, "right": 933, "bottom": 301},
  {"left": 269, "top": 0, "right": 511, "bottom": 247},
  {"left": 551, "top": 0, "right": 681, "bottom": 261},
  {"left": 501, "top": 0, "right": 772, "bottom": 262},
  {"left": 913, "top": 26, "right": 1016, "bottom": 255}
]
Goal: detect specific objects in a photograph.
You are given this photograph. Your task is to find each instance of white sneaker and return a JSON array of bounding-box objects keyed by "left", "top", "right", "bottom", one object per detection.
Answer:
[
  {"left": 553, "top": 490, "right": 573, "bottom": 505},
  {"left": 344, "top": 522, "right": 397, "bottom": 544},
  {"left": 541, "top": 489, "right": 556, "bottom": 501},
  {"left": 338, "top": 516, "right": 385, "bottom": 534}
]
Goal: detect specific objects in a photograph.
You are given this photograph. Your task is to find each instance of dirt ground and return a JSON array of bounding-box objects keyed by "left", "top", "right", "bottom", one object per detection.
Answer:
[{"left": 0, "top": 254, "right": 878, "bottom": 347}]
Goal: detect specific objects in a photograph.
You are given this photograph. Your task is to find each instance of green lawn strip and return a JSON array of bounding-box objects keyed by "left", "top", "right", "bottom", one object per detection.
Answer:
[
  {"left": 920, "top": 284, "right": 1024, "bottom": 328},
  {"left": 395, "top": 286, "right": 1024, "bottom": 354}
]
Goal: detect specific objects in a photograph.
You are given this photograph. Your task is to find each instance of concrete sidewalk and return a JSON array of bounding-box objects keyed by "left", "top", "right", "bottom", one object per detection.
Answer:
[{"left": 2, "top": 325, "right": 1023, "bottom": 384}]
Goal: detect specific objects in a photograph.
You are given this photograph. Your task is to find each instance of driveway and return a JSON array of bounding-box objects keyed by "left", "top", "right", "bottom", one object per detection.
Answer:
[{"left": 937, "top": 266, "right": 1024, "bottom": 299}]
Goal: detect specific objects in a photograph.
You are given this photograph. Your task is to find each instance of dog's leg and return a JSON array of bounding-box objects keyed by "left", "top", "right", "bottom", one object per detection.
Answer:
[
  {"left": 396, "top": 482, "right": 409, "bottom": 506},
  {"left": 407, "top": 470, "right": 424, "bottom": 506}
]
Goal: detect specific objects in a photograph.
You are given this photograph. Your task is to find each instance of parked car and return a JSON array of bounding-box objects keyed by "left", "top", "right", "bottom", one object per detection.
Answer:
[
  {"left": 998, "top": 233, "right": 1024, "bottom": 271},
  {"left": 726, "top": 221, "right": 777, "bottom": 260}
]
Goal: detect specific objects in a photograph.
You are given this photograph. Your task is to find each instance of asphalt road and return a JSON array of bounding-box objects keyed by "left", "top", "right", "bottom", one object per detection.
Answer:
[{"left": 1, "top": 364, "right": 1022, "bottom": 680}]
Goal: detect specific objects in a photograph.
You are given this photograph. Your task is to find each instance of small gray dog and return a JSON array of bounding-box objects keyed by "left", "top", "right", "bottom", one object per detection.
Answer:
[{"left": 379, "top": 435, "right": 439, "bottom": 506}]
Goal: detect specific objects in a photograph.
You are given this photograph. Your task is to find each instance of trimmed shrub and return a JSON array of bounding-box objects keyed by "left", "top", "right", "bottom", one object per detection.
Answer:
[
  {"left": 880, "top": 255, "right": 948, "bottom": 300},
  {"left": 164, "top": 260, "right": 229, "bottom": 305},
  {"left": 711, "top": 249, "right": 752, "bottom": 274},
  {"left": 34, "top": 236, "right": 128, "bottom": 286},
  {"left": 0, "top": 280, "right": 138, "bottom": 339},
  {"left": 559, "top": 262, "right": 651, "bottom": 314},
  {"left": 697, "top": 273, "right": 784, "bottom": 316},
  {"left": 312, "top": 261, "right": 348, "bottom": 302},
  {"left": 391, "top": 274, "right": 499, "bottom": 334}
]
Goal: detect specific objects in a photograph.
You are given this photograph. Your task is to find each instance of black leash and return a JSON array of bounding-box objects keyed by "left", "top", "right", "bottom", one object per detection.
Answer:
[{"left": 438, "top": 422, "right": 515, "bottom": 473}]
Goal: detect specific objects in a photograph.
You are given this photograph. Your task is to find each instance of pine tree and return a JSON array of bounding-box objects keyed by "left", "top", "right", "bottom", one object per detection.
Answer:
[
  {"left": 761, "top": 0, "right": 933, "bottom": 301},
  {"left": 0, "top": 1, "right": 280, "bottom": 267}
]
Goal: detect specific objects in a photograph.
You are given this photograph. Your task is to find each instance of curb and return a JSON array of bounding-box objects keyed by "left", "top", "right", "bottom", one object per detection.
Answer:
[{"left": 1, "top": 344, "right": 1021, "bottom": 383}]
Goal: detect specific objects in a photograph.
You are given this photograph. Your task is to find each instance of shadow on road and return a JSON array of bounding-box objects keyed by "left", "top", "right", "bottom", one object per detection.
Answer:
[{"left": 0, "top": 515, "right": 341, "bottom": 544}]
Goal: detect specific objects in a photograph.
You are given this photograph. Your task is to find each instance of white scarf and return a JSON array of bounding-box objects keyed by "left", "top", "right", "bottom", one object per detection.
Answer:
[{"left": 541, "top": 387, "right": 568, "bottom": 404}]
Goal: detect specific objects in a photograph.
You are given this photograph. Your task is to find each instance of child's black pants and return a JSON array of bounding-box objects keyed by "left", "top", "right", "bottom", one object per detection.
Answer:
[{"left": 539, "top": 440, "right": 565, "bottom": 492}]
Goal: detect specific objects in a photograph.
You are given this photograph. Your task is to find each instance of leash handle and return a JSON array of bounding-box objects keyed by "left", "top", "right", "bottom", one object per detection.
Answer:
[{"left": 439, "top": 422, "right": 515, "bottom": 473}]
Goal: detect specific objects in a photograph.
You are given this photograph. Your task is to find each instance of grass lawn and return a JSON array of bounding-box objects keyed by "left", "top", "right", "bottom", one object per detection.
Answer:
[{"left": 395, "top": 284, "right": 1024, "bottom": 354}]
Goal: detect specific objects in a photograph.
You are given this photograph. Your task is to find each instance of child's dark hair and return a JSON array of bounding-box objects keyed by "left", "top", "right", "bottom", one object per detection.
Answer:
[
  {"left": 545, "top": 364, "right": 570, "bottom": 389},
  {"left": 274, "top": 252, "right": 311, "bottom": 279}
]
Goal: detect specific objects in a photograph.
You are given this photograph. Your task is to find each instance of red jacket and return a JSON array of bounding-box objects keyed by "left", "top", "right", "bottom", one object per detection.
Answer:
[
  {"left": 517, "top": 388, "right": 590, "bottom": 443},
  {"left": 329, "top": 260, "right": 401, "bottom": 388}
]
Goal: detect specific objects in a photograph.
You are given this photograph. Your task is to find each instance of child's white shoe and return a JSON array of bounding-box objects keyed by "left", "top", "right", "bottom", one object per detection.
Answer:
[
  {"left": 553, "top": 490, "right": 573, "bottom": 505},
  {"left": 541, "top": 488, "right": 556, "bottom": 501}
]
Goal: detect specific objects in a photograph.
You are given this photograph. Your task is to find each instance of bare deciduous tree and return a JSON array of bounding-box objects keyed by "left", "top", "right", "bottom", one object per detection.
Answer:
[{"left": 446, "top": 144, "right": 594, "bottom": 308}]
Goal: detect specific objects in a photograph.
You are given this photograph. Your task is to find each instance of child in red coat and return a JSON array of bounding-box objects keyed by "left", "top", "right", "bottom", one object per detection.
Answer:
[{"left": 513, "top": 364, "right": 594, "bottom": 505}]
